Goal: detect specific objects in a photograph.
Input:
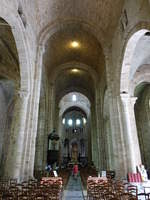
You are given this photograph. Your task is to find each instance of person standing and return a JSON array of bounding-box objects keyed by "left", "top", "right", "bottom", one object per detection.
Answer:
[{"left": 73, "top": 163, "right": 78, "bottom": 179}]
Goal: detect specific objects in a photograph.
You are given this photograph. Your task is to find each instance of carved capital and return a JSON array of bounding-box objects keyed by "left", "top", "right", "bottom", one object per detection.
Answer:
[
  {"left": 120, "top": 93, "right": 138, "bottom": 107},
  {"left": 38, "top": 44, "right": 45, "bottom": 54},
  {"left": 15, "top": 89, "right": 30, "bottom": 99}
]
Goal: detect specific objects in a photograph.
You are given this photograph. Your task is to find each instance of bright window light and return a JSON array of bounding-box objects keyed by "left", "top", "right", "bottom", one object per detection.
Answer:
[
  {"left": 62, "top": 118, "right": 65, "bottom": 124},
  {"left": 76, "top": 119, "right": 81, "bottom": 125},
  {"left": 83, "top": 117, "right": 87, "bottom": 124},
  {"left": 68, "top": 119, "right": 73, "bottom": 126},
  {"left": 72, "top": 94, "right": 77, "bottom": 102}
]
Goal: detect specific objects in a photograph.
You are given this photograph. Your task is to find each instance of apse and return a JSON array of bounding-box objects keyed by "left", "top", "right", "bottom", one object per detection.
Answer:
[{"left": 58, "top": 92, "right": 91, "bottom": 167}]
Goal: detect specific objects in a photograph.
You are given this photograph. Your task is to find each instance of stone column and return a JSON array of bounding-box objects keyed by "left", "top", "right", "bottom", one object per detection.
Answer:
[
  {"left": 4, "top": 89, "right": 29, "bottom": 180},
  {"left": 87, "top": 117, "right": 92, "bottom": 165},
  {"left": 34, "top": 93, "right": 46, "bottom": 171},
  {"left": 95, "top": 86, "right": 102, "bottom": 171},
  {"left": 105, "top": 117, "right": 113, "bottom": 169},
  {"left": 121, "top": 94, "right": 141, "bottom": 172},
  {"left": 49, "top": 83, "right": 55, "bottom": 131},
  {"left": 22, "top": 45, "right": 44, "bottom": 180},
  {"left": 108, "top": 93, "right": 127, "bottom": 178},
  {"left": 91, "top": 105, "right": 99, "bottom": 168},
  {"left": 28, "top": 46, "right": 45, "bottom": 178}
]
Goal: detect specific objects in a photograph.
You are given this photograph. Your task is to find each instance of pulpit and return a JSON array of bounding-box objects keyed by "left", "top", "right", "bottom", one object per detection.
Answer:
[{"left": 47, "top": 130, "right": 59, "bottom": 165}]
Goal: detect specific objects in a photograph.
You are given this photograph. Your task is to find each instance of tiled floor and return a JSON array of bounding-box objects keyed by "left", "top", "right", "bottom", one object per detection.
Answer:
[{"left": 63, "top": 175, "right": 84, "bottom": 200}]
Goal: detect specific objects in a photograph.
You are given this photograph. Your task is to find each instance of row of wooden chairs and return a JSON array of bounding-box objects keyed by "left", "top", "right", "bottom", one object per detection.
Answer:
[
  {"left": 34, "top": 169, "right": 70, "bottom": 187},
  {"left": 87, "top": 178, "right": 150, "bottom": 200},
  {"left": 0, "top": 178, "right": 63, "bottom": 200}
]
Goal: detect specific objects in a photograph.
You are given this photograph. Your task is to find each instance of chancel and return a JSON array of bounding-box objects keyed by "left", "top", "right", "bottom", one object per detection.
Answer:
[{"left": 1, "top": 1, "right": 150, "bottom": 199}]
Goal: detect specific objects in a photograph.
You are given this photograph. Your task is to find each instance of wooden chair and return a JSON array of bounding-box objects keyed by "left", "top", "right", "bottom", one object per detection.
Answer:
[
  {"left": 2, "top": 193, "right": 15, "bottom": 200},
  {"left": 127, "top": 185, "right": 138, "bottom": 199},
  {"left": 18, "top": 195, "right": 30, "bottom": 200},
  {"left": 143, "top": 186, "right": 150, "bottom": 200},
  {"left": 35, "top": 196, "right": 45, "bottom": 200}
]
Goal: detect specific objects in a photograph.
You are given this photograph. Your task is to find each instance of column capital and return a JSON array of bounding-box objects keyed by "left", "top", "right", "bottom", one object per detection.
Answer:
[
  {"left": 15, "top": 89, "right": 30, "bottom": 99},
  {"left": 130, "top": 96, "right": 138, "bottom": 106},
  {"left": 120, "top": 93, "right": 130, "bottom": 99},
  {"left": 120, "top": 93, "right": 129, "bottom": 107},
  {"left": 120, "top": 93, "right": 138, "bottom": 106},
  {"left": 38, "top": 44, "right": 45, "bottom": 54}
]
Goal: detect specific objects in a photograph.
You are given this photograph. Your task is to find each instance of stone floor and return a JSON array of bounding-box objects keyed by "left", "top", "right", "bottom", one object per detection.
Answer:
[{"left": 63, "top": 175, "right": 85, "bottom": 200}]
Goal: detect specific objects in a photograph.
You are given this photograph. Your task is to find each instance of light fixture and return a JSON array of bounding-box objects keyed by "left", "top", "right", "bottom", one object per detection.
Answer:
[
  {"left": 73, "top": 129, "right": 77, "bottom": 133},
  {"left": 71, "top": 68, "right": 79, "bottom": 73},
  {"left": 71, "top": 41, "right": 79, "bottom": 48}
]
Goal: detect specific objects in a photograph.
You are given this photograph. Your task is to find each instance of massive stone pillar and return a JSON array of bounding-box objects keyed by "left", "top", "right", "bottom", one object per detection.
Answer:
[
  {"left": 49, "top": 83, "right": 55, "bottom": 131},
  {"left": 95, "top": 84, "right": 107, "bottom": 171},
  {"left": 87, "top": 118, "right": 92, "bottom": 165},
  {"left": 121, "top": 94, "right": 141, "bottom": 172},
  {"left": 21, "top": 45, "right": 44, "bottom": 180},
  {"left": 34, "top": 91, "right": 46, "bottom": 171},
  {"left": 27, "top": 46, "right": 44, "bottom": 179},
  {"left": 4, "top": 89, "right": 29, "bottom": 180},
  {"left": 108, "top": 92, "right": 127, "bottom": 178},
  {"left": 104, "top": 48, "right": 127, "bottom": 177},
  {"left": 91, "top": 105, "right": 99, "bottom": 169},
  {"left": 104, "top": 117, "right": 113, "bottom": 169}
]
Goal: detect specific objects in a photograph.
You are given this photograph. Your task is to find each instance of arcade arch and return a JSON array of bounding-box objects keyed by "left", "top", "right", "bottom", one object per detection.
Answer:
[
  {"left": 120, "top": 28, "right": 150, "bottom": 173},
  {"left": 34, "top": 21, "right": 107, "bottom": 173},
  {"left": 0, "top": 16, "right": 31, "bottom": 180}
]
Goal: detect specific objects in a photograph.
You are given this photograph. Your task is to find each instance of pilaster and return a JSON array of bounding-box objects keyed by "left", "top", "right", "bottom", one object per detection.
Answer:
[
  {"left": 4, "top": 89, "right": 29, "bottom": 181},
  {"left": 121, "top": 93, "right": 141, "bottom": 172}
]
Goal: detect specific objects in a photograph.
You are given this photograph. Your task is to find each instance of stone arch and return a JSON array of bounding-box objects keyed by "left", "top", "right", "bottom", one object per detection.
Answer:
[
  {"left": 120, "top": 29, "right": 149, "bottom": 94},
  {"left": 52, "top": 62, "right": 97, "bottom": 105},
  {"left": 0, "top": 4, "right": 33, "bottom": 180},
  {"left": 50, "top": 61, "right": 99, "bottom": 86},
  {"left": 59, "top": 92, "right": 91, "bottom": 118},
  {"left": 35, "top": 17, "right": 107, "bottom": 175},
  {"left": 38, "top": 19, "right": 107, "bottom": 56},
  {"left": 0, "top": 4, "right": 31, "bottom": 92},
  {"left": 119, "top": 21, "right": 150, "bottom": 94},
  {"left": 118, "top": 25, "right": 150, "bottom": 173},
  {"left": 61, "top": 104, "right": 89, "bottom": 118},
  {"left": 37, "top": 20, "right": 107, "bottom": 89},
  {"left": 130, "top": 64, "right": 150, "bottom": 96}
]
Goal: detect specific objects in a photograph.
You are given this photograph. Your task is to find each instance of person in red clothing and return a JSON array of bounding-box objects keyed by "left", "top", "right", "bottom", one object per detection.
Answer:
[{"left": 73, "top": 163, "right": 78, "bottom": 179}]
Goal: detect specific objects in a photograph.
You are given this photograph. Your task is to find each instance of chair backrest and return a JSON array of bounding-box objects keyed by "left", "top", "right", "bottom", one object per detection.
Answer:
[
  {"left": 127, "top": 173, "right": 142, "bottom": 182},
  {"left": 127, "top": 185, "right": 138, "bottom": 199}
]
